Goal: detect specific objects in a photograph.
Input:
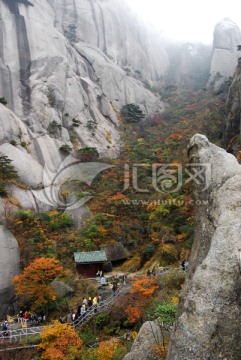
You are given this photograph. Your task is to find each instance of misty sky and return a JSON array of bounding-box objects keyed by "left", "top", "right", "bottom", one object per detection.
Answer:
[{"left": 127, "top": 0, "right": 241, "bottom": 44}]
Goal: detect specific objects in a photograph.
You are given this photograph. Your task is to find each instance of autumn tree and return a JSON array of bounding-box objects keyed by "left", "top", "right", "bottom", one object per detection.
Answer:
[
  {"left": 12, "top": 257, "right": 63, "bottom": 314},
  {"left": 39, "top": 320, "right": 83, "bottom": 360},
  {"left": 125, "top": 275, "right": 158, "bottom": 323},
  {"left": 97, "top": 338, "right": 121, "bottom": 360}
]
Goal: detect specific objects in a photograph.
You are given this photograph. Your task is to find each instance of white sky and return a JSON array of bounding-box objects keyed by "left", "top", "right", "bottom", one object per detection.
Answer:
[{"left": 127, "top": 0, "right": 241, "bottom": 44}]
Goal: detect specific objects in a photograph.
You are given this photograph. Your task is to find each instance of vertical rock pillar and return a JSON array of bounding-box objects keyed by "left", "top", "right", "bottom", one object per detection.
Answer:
[
  {"left": 166, "top": 134, "right": 241, "bottom": 360},
  {"left": 0, "top": 225, "right": 20, "bottom": 315}
]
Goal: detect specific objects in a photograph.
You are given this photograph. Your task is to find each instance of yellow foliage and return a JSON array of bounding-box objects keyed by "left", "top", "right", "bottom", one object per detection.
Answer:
[
  {"left": 7, "top": 196, "right": 22, "bottom": 207},
  {"left": 153, "top": 342, "right": 169, "bottom": 358},
  {"left": 170, "top": 159, "right": 180, "bottom": 165},
  {"left": 97, "top": 338, "right": 120, "bottom": 360},
  {"left": 137, "top": 137, "right": 146, "bottom": 145},
  {"left": 237, "top": 151, "right": 241, "bottom": 163},
  {"left": 39, "top": 320, "right": 83, "bottom": 360},
  {"left": 8, "top": 179, "right": 29, "bottom": 190},
  {"left": 48, "top": 210, "right": 59, "bottom": 217},
  {"left": 171, "top": 296, "right": 179, "bottom": 305},
  {"left": 176, "top": 233, "right": 187, "bottom": 241},
  {"left": 106, "top": 131, "right": 112, "bottom": 143},
  {"left": 146, "top": 201, "right": 158, "bottom": 211},
  {"left": 161, "top": 243, "right": 178, "bottom": 256}
]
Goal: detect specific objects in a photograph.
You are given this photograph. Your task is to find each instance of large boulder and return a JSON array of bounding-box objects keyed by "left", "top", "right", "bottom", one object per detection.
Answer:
[
  {"left": 123, "top": 321, "right": 163, "bottom": 360},
  {"left": 0, "top": 225, "right": 20, "bottom": 315},
  {"left": 51, "top": 280, "right": 74, "bottom": 298},
  {"left": 166, "top": 134, "right": 241, "bottom": 359}
]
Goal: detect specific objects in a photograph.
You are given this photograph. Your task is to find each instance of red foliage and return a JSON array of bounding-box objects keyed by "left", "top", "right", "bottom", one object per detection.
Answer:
[
  {"left": 186, "top": 103, "right": 198, "bottom": 111},
  {"left": 169, "top": 133, "right": 182, "bottom": 139}
]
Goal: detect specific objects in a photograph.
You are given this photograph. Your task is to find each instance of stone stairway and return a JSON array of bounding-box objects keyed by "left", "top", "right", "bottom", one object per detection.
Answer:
[{"left": 0, "top": 285, "right": 129, "bottom": 342}]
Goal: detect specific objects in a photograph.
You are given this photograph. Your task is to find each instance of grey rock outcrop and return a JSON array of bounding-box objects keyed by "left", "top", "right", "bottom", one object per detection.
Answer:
[
  {"left": 224, "top": 58, "right": 241, "bottom": 150},
  {"left": 0, "top": 0, "right": 169, "bottom": 217},
  {"left": 0, "top": 225, "right": 20, "bottom": 315},
  {"left": 123, "top": 321, "right": 163, "bottom": 360},
  {"left": 51, "top": 280, "right": 74, "bottom": 298},
  {"left": 166, "top": 134, "right": 241, "bottom": 360},
  {"left": 207, "top": 18, "right": 241, "bottom": 94},
  {"left": 0, "top": 0, "right": 167, "bottom": 164}
]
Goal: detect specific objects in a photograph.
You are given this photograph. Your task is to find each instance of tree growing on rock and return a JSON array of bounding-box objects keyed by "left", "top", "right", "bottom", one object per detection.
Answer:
[
  {"left": 0, "top": 96, "right": 7, "bottom": 105},
  {"left": 121, "top": 103, "right": 145, "bottom": 123},
  {"left": 0, "top": 155, "right": 18, "bottom": 181}
]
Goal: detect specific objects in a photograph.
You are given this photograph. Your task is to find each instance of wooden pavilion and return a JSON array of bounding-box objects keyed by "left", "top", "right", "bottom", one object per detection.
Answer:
[{"left": 74, "top": 250, "right": 107, "bottom": 277}]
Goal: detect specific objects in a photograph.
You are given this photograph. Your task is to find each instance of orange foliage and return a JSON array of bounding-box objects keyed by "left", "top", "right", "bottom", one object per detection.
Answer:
[
  {"left": 130, "top": 275, "right": 158, "bottom": 297},
  {"left": 176, "top": 233, "right": 187, "bottom": 241},
  {"left": 97, "top": 338, "right": 120, "bottom": 360},
  {"left": 169, "top": 134, "right": 182, "bottom": 139},
  {"left": 146, "top": 201, "right": 158, "bottom": 211},
  {"left": 39, "top": 320, "right": 83, "bottom": 360},
  {"left": 178, "top": 118, "right": 188, "bottom": 124},
  {"left": 153, "top": 342, "right": 169, "bottom": 358},
  {"left": 125, "top": 276, "right": 158, "bottom": 323},
  {"left": 12, "top": 257, "right": 63, "bottom": 309},
  {"left": 125, "top": 305, "right": 143, "bottom": 323},
  {"left": 186, "top": 103, "right": 198, "bottom": 111},
  {"left": 111, "top": 192, "right": 128, "bottom": 201}
]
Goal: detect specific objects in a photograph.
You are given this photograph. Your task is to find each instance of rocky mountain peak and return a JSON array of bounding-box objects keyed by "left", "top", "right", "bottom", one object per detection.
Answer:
[
  {"left": 207, "top": 18, "right": 241, "bottom": 94},
  {"left": 166, "top": 134, "right": 241, "bottom": 359}
]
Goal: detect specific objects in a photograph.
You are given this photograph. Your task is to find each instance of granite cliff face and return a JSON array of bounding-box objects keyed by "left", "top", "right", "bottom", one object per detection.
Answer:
[
  {"left": 0, "top": 0, "right": 167, "bottom": 162},
  {"left": 207, "top": 18, "right": 241, "bottom": 94},
  {"left": 0, "top": 0, "right": 169, "bottom": 313},
  {"left": 0, "top": 225, "right": 20, "bottom": 315},
  {"left": 123, "top": 321, "right": 163, "bottom": 360},
  {"left": 0, "top": 0, "right": 169, "bottom": 206},
  {"left": 224, "top": 58, "right": 241, "bottom": 152},
  {"left": 166, "top": 134, "right": 241, "bottom": 360},
  {"left": 1, "top": 0, "right": 241, "bottom": 321}
]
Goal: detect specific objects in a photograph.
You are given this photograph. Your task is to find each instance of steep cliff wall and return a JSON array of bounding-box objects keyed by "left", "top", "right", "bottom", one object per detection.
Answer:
[
  {"left": 207, "top": 18, "right": 241, "bottom": 94},
  {"left": 166, "top": 134, "right": 241, "bottom": 360},
  {"left": 0, "top": 0, "right": 167, "bottom": 163},
  {"left": 224, "top": 58, "right": 241, "bottom": 152},
  {"left": 0, "top": 0, "right": 170, "bottom": 312},
  {"left": 0, "top": 225, "right": 20, "bottom": 315}
]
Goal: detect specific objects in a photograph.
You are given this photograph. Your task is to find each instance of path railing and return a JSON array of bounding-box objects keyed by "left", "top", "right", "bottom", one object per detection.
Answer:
[
  {"left": 0, "top": 285, "right": 129, "bottom": 342},
  {"left": 70, "top": 285, "right": 129, "bottom": 329},
  {"left": 0, "top": 324, "right": 46, "bottom": 343}
]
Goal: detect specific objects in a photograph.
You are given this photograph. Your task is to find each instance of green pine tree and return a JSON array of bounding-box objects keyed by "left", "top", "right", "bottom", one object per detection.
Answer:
[
  {"left": 0, "top": 156, "right": 18, "bottom": 181},
  {"left": 121, "top": 103, "right": 145, "bottom": 123}
]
